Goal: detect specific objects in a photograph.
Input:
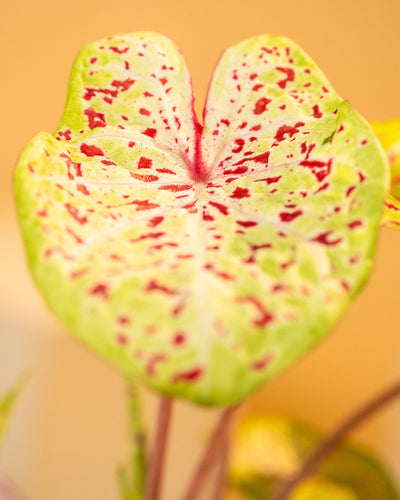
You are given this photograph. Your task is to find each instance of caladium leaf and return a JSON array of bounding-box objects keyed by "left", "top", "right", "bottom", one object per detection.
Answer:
[
  {"left": 15, "top": 33, "right": 388, "bottom": 406},
  {"left": 371, "top": 120, "right": 400, "bottom": 228},
  {"left": 228, "top": 416, "right": 400, "bottom": 500}
]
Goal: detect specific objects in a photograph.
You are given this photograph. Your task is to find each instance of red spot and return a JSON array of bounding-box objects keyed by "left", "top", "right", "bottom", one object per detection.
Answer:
[
  {"left": 251, "top": 124, "right": 262, "bottom": 131},
  {"left": 221, "top": 119, "right": 230, "bottom": 126},
  {"left": 101, "top": 160, "right": 116, "bottom": 166},
  {"left": 60, "top": 153, "right": 83, "bottom": 179},
  {"left": 156, "top": 168, "right": 176, "bottom": 174},
  {"left": 277, "top": 67, "right": 295, "bottom": 89},
  {"left": 230, "top": 187, "right": 250, "bottom": 199},
  {"left": 203, "top": 211, "right": 214, "bottom": 221},
  {"left": 84, "top": 107, "right": 106, "bottom": 129},
  {"left": 111, "top": 78, "right": 135, "bottom": 91},
  {"left": 118, "top": 316, "right": 130, "bottom": 325},
  {"left": 205, "top": 264, "right": 234, "bottom": 281},
  {"left": 300, "top": 158, "right": 332, "bottom": 182},
  {"left": 90, "top": 283, "right": 109, "bottom": 300},
  {"left": 311, "top": 231, "right": 342, "bottom": 246},
  {"left": 172, "top": 368, "right": 203, "bottom": 383},
  {"left": 143, "top": 128, "right": 157, "bottom": 138},
  {"left": 130, "top": 173, "right": 159, "bottom": 182},
  {"left": 236, "top": 220, "right": 257, "bottom": 227},
  {"left": 116, "top": 334, "right": 128, "bottom": 346},
  {"left": 148, "top": 216, "right": 164, "bottom": 227},
  {"left": 341, "top": 281, "right": 350, "bottom": 291},
  {"left": 146, "top": 353, "right": 167, "bottom": 376},
  {"left": 138, "top": 157, "right": 153, "bottom": 169},
  {"left": 252, "top": 84, "right": 264, "bottom": 91},
  {"left": 65, "top": 204, "right": 87, "bottom": 224},
  {"left": 132, "top": 200, "right": 159, "bottom": 211},
  {"left": 58, "top": 129, "right": 72, "bottom": 140},
  {"left": 159, "top": 77, "right": 168, "bottom": 85},
  {"left": 173, "top": 332, "right": 186, "bottom": 346},
  {"left": 312, "top": 105, "right": 323, "bottom": 119},
  {"left": 159, "top": 184, "right": 192, "bottom": 192},
  {"left": 238, "top": 296, "right": 273, "bottom": 327},
  {"left": 139, "top": 108, "right": 150, "bottom": 116},
  {"left": 146, "top": 280, "right": 176, "bottom": 295},
  {"left": 77, "top": 184, "right": 90, "bottom": 195},
  {"left": 80, "top": 143, "right": 104, "bottom": 157},
  {"left": 144, "top": 91, "right": 153, "bottom": 97},
  {"left": 130, "top": 232, "right": 165, "bottom": 244},
  {"left": 255, "top": 175, "right": 281, "bottom": 185},
  {"left": 251, "top": 353, "right": 273, "bottom": 371},
  {"left": 253, "top": 97, "right": 271, "bottom": 114},
  {"left": 279, "top": 210, "right": 303, "bottom": 222},
  {"left": 249, "top": 73, "right": 258, "bottom": 80},
  {"left": 348, "top": 220, "right": 362, "bottom": 229},
  {"left": 275, "top": 122, "right": 305, "bottom": 142},
  {"left": 239, "top": 121, "right": 248, "bottom": 129},
  {"left": 90, "top": 57, "right": 97, "bottom": 64},
  {"left": 208, "top": 201, "right": 229, "bottom": 215},
  {"left": 233, "top": 151, "right": 270, "bottom": 167},
  {"left": 346, "top": 186, "right": 356, "bottom": 197},
  {"left": 232, "top": 138, "right": 245, "bottom": 153},
  {"left": 109, "top": 46, "right": 129, "bottom": 54}
]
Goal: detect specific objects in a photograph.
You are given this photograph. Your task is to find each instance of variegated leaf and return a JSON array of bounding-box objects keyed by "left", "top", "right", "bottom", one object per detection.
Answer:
[
  {"left": 228, "top": 416, "right": 399, "bottom": 499},
  {"left": 15, "top": 33, "right": 387, "bottom": 406},
  {"left": 371, "top": 120, "right": 400, "bottom": 228}
]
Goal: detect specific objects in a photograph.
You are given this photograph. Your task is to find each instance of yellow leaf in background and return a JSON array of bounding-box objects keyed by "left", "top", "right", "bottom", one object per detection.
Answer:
[
  {"left": 228, "top": 416, "right": 399, "bottom": 500},
  {"left": 372, "top": 120, "right": 400, "bottom": 228}
]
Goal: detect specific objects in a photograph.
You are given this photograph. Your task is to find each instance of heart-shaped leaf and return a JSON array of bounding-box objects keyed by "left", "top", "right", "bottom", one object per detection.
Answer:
[
  {"left": 371, "top": 120, "right": 400, "bottom": 228},
  {"left": 228, "top": 416, "right": 399, "bottom": 500},
  {"left": 15, "top": 33, "right": 387, "bottom": 406}
]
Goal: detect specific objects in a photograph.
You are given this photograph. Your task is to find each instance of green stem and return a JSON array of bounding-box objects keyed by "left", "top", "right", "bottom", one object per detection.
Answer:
[
  {"left": 270, "top": 380, "right": 400, "bottom": 500},
  {"left": 118, "top": 381, "right": 147, "bottom": 500}
]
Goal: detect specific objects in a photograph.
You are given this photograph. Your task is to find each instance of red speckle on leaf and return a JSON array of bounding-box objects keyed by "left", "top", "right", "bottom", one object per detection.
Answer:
[
  {"left": 159, "top": 184, "right": 193, "bottom": 192},
  {"left": 90, "top": 283, "right": 109, "bottom": 300},
  {"left": 348, "top": 220, "right": 363, "bottom": 229},
  {"left": 132, "top": 200, "right": 159, "bottom": 211},
  {"left": 146, "top": 353, "right": 167, "bottom": 376},
  {"left": 58, "top": 129, "right": 72, "bottom": 140},
  {"left": 346, "top": 186, "right": 356, "bottom": 197},
  {"left": 67, "top": 227, "right": 84, "bottom": 245},
  {"left": 223, "top": 166, "right": 248, "bottom": 175},
  {"left": 143, "top": 128, "right": 157, "bottom": 138},
  {"left": 77, "top": 184, "right": 90, "bottom": 195},
  {"left": 60, "top": 153, "right": 83, "bottom": 179},
  {"left": 80, "top": 143, "right": 104, "bottom": 157},
  {"left": 300, "top": 158, "right": 332, "bottom": 182},
  {"left": 130, "top": 173, "right": 159, "bottom": 182},
  {"left": 148, "top": 216, "right": 164, "bottom": 227},
  {"left": 275, "top": 122, "right": 305, "bottom": 142},
  {"left": 172, "top": 368, "right": 203, "bottom": 383},
  {"left": 159, "top": 77, "right": 168, "bottom": 85},
  {"left": 65, "top": 204, "right": 87, "bottom": 224},
  {"left": 146, "top": 280, "right": 176, "bottom": 295},
  {"left": 252, "top": 84, "right": 264, "bottom": 91},
  {"left": 251, "top": 353, "right": 273, "bottom": 371},
  {"left": 238, "top": 296, "right": 273, "bottom": 327},
  {"left": 221, "top": 119, "right": 230, "bottom": 126},
  {"left": 255, "top": 175, "right": 281, "bottom": 185},
  {"left": 230, "top": 187, "right": 250, "bottom": 199},
  {"left": 280, "top": 210, "right": 303, "bottom": 222},
  {"left": 209, "top": 201, "right": 229, "bottom": 215},
  {"left": 130, "top": 232, "right": 165, "bottom": 244},
  {"left": 253, "top": 97, "right": 271, "bottom": 115},
  {"left": 236, "top": 220, "right": 257, "bottom": 227},
  {"left": 232, "top": 138, "right": 245, "bottom": 153},
  {"left": 109, "top": 46, "right": 128, "bottom": 54},
  {"left": 173, "top": 332, "right": 186, "bottom": 346},
  {"left": 139, "top": 108, "right": 150, "bottom": 116},
  {"left": 277, "top": 67, "right": 295, "bottom": 89},
  {"left": 84, "top": 107, "right": 106, "bottom": 129},
  {"left": 312, "top": 105, "right": 323, "bottom": 119},
  {"left": 111, "top": 78, "right": 135, "bottom": 91},
  {"left": 138, "top": 157, "right": 153, "bottom": 169},
  {"left": 311, "top": 231, "right": 342, "bottom": 246},
  {"left": 239, "top": 121, "right": 248, "bottom": 129}
]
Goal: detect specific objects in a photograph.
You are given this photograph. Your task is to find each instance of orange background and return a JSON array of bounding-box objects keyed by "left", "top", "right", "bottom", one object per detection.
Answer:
[{"left": 1, "top": 1, "right": 400, "bottom": 499}]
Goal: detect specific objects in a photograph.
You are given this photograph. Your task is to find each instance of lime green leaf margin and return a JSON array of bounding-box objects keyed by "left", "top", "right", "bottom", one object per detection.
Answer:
[{"left": 372, "top": 120, "right": 400, "bottom": 228}]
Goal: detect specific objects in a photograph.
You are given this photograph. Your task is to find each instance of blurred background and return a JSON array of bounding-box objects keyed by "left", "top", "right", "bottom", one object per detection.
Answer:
[{"left": 1, "top": 0, "right": 400, "bottom": 498}]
